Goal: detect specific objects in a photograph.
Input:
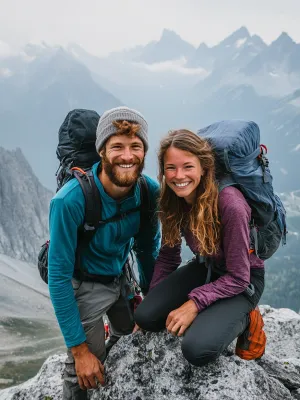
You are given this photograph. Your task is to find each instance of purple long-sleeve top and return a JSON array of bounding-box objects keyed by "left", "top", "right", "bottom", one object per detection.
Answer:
[{"left": 150, "top": 186, "right": 264, "bottom": 312}]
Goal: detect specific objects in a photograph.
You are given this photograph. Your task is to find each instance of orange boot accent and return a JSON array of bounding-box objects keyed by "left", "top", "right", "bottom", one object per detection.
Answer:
[{"left": 235, "top": 307, "right": 266, "bottom": 360}]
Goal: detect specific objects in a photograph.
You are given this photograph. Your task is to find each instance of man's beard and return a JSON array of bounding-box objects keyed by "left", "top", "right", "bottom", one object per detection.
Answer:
[{"left": 102, "top": 153, "right": 145, "bottom": 187}]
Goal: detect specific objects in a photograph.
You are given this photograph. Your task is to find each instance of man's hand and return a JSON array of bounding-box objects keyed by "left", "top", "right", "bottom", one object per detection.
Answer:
[
  {"left": 166, "top": 300, "right": 198, "bottom": 337},
  {"left": 71, "top": 343, "right": 105, "bottom": 390}
]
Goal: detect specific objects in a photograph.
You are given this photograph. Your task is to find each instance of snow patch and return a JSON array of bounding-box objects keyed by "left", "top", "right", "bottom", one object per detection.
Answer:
[
  {"left": 70, "top": 48, "right": 79, "bottom": 59},
  {"left": 132, "top": 57, "right": 209, "bottom": 76},
  {"left": 235, "top": 38, "right": 247, "bottom": 48},
  {"left": 20, "top": 51, "right": 36, "bottom": 63},
  {"left": 27, "top": 40, "right": 49, "bottom": 49},
  {"left": 270, "top": 72, "right": 280, "bottom": 78}
]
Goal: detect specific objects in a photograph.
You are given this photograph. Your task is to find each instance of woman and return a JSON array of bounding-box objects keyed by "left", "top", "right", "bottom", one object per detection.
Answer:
[{"left": 135, "top": 129, "right": 266, "bottom": 366}]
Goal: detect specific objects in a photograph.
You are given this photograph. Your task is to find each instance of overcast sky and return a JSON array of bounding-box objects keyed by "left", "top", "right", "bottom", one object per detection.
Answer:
[{"left": 1, "top": 0, "right": 300, "bottom": 56}]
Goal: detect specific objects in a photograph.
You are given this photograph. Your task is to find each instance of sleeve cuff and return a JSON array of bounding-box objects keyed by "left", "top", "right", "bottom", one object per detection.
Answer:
[{"left": 188, "top": 293, "right": 206, "bottom": 313}]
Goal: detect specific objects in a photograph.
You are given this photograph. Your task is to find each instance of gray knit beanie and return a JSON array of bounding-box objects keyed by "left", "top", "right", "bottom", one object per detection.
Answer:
[{"left": 96, "top": 106, "right": 148, "bottom": 152}]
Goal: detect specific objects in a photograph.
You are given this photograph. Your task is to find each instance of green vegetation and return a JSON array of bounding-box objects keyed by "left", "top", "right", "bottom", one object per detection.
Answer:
[{"left": 0, "top": 358, "right": 46, "bottom": 389}]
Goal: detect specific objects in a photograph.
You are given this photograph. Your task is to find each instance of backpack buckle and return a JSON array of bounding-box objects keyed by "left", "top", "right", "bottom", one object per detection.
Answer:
[
  {"left": 261, "top": 155, "right": 269, "bottom": 168},
  {"left": 83, "top": 223, "right": 95, "bottom": 231},
  {"left": 71, "top": 167, "right": 87, "bottom": 175}
]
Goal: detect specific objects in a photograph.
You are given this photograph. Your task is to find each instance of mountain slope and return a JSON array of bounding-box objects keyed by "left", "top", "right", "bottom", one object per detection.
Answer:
[
  {"left": 240, "top": 32, "right": 300, "bottom": 96},
  {"left": 0, "top": 147, "right": 52, "bottom": 262},
  {"left": 186, "top": 27, "right": 267, "bottom": 73},
  {"left": 0, "top": 48, "right": 122, "bottom": 189},
  {"left": 0, "top": 254, "right": 63, "bottom": 389}
]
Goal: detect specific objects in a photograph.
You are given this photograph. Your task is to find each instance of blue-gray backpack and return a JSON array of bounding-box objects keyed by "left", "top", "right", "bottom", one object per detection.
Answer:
[{"left": 198, "top": 120, "right": 287, "bottom": 260}]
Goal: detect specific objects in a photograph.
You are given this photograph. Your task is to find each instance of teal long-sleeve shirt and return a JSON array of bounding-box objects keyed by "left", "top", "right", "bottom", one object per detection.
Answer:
[{"left": 48, "top": 162, "right": 161, "bottom": 348}]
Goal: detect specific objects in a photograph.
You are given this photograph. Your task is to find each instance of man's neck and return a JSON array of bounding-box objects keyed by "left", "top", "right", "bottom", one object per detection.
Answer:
[{"left": 99, "top": 169, "right": 133, "bottom": 200}]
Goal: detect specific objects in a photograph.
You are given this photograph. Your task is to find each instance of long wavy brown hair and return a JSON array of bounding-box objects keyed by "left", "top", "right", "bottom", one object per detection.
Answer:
[{"left": 158, "top": 129, "right": 221, "bottom": 256}]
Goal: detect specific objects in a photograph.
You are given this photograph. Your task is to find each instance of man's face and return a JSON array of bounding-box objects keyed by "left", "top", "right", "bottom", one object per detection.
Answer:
[{"left": 101, "top": 134, "right": 145, "bottom": 187}]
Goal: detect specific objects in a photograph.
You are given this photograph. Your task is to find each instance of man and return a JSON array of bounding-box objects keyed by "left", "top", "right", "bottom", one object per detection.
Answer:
[{"left": 48, "top": 107, "right": 160, "bottom": 399}]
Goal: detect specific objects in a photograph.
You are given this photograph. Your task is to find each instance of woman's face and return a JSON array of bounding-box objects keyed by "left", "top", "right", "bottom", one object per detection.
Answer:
[{"left": 164, "top": 146, "right": 204, "bottom": 204}]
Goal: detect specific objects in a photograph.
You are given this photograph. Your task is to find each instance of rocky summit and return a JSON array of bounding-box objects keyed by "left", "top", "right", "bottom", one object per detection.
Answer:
[{"left": 1, "top": 306, "right": 300, "bottom": 400}]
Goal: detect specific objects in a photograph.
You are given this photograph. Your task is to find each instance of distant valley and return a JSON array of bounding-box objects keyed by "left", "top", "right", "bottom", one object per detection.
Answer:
[{"left": 0, "top": 254, "right": 64, "bottom": 389}]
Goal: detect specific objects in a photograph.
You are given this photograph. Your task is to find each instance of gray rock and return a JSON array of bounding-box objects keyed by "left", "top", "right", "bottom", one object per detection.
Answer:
[
  {"left": 1, "top": 306, "right": 300, "bottom": 400},
  {"left": 0, "top": 147, "right": 52, "bottom": 263},
  {"left": 0, "top": 353, "right": 65, "bottom": 400}
]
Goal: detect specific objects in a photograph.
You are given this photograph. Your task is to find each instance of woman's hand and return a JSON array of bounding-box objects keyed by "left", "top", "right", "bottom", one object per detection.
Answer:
[{"left": 166, "top": 300, "right": 198, "bottom": 337}]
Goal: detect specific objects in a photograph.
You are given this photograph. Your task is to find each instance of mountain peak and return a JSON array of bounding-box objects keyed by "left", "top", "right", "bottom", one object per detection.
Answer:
[
  {"left": 197, "top": 42, "right": 209, "bottom": 50},
  {"left": 218, "top": 26, "right": 251, "bottom": 48},
  {"left": 159, "top": 29, "right": 195, "bottom": 49},
  {"left": 228, "top": 26, "right": 250, "bottom": 41},
  {"left": 251, "top": 34, "right": 267, "bottom": 48},
  {"left": 234, "top": 26, "right": 250, "bottom": 37},
  {"left": 272, "top": 32, "right": 295, "bottom": 48},
  {"left": 160, "top": 29, "right": 181, "bottom": 40},
  {"left": 135, "top": 28, "right": 195, "bottom": 64}
]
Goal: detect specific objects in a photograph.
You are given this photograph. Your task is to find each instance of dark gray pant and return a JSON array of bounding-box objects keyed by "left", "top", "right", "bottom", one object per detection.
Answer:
[
  {"left": 135, "top": 259, "right": 265, "bottom": 367},
  {"left": 63, "top": 275, "right": 134, "bottom": 400}
]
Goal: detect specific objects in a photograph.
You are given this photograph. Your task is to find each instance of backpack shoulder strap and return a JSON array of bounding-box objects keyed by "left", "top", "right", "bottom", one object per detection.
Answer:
[
  {"left": 218, "top": 174, "right": 237, "bottom": 193},
  {"left": 73, "top": 169, "right": 102, "bottom": 232},
  {"left": 72, "top": 169, "right": 102, "bottom": 277},
  {"left": 138, "top": 174, "right": 151, "bottom": 234}
]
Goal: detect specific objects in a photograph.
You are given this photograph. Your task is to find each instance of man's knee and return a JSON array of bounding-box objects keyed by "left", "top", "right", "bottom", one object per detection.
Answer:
[{"left": 181, "top": 337, "right": 221, "bottom": 367}]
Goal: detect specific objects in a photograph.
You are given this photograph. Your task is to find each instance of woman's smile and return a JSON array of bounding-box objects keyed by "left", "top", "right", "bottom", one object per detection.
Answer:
[{"left": 164, "top": 147, "right": 204, "bottom": 204}]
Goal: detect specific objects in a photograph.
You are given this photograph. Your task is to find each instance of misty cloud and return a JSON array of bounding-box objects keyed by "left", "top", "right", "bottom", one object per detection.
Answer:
[
  {"left": 1, "top": 0, "right": 300, "bottom": 56},
  {"left": 133, "top": 57, "right": 209, "bottom": 76}
]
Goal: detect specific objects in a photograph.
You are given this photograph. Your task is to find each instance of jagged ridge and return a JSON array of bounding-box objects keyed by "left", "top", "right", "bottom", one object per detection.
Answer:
[{"left": 0, "top": 147, "right": 52, "bottom": 262}]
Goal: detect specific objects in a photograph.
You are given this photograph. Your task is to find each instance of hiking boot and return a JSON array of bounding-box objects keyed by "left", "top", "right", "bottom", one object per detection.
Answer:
[{"left": 235, "top": 307, "right": 266, "bottom": 360}]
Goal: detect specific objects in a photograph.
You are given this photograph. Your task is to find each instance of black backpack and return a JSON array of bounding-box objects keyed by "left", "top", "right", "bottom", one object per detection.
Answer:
[
  {"left": 56, "top": 108, "right": 101, "bottom": 190},
  {"left": 38, "top": 109, "right": 151, "bottom": 284}
]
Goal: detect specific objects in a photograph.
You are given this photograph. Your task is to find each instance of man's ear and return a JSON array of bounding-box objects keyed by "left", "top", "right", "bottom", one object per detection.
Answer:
[{"left": 99, "top": 148, "right": 104, "bottom": 158}]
